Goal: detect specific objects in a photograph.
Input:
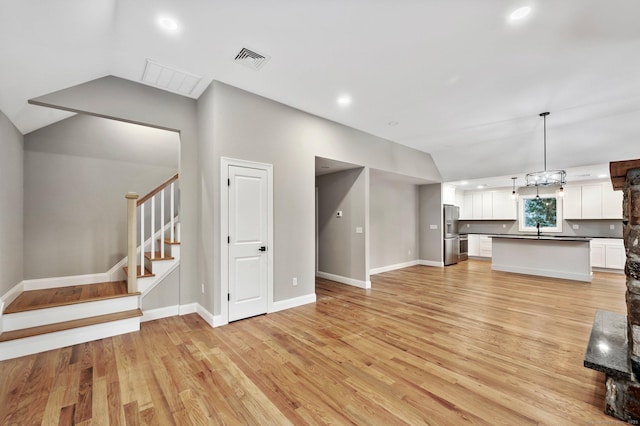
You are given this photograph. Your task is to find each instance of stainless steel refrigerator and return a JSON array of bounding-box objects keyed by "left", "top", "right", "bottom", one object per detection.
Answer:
[{"left": 443, "top": 204, "right": 460, "bottom": 266}]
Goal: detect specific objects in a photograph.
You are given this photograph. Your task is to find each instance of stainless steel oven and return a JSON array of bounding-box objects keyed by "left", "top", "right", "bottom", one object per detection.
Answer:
[{"left": 459, "top": 234, "right": 468, "bottom": 261}]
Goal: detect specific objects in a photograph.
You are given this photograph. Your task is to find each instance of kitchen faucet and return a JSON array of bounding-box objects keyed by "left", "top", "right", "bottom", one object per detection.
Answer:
[{"left": 536, "top": 222, "right": 541, "bottom": 237}]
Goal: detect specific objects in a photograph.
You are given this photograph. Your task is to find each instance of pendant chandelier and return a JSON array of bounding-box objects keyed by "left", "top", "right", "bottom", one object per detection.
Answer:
[{"left": 525, "top": 112, "right": 566, "bottom": 191}]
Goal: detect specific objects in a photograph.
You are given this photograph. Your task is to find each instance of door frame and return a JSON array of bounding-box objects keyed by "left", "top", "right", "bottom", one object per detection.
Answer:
[{"left": 220, "top": 157, "right": 274, "bottom": 324}]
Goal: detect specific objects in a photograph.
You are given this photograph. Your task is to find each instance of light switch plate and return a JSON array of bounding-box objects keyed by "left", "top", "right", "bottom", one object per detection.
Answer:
[
  {"left": 355, "top": 227, "right": 363, "bottom": 234},
  {"left": 430, "top": 224, "right": 438, "bottom": 230}
]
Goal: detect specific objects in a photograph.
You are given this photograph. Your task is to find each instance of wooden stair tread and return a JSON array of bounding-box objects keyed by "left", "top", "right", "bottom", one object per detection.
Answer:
[
  {"left": 162, "top": 238, "right": 181, "bottom": 245},
  {"left": 4, "top": 281, "right": 140, "bottom": 314},
  {"left": 144, "top": 251, "right": 174, "bottom": 261},
  {"left": 0, "top": 309, "right": 142, "bottom": 343},
  {"left": 123, "top": 266, "right": 155, "bottom": 278}
]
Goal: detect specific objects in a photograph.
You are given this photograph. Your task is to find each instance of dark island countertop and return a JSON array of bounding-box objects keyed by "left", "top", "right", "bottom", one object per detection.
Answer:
[{"left": 490, "top": 235, "right": 592, "bottom": 242}]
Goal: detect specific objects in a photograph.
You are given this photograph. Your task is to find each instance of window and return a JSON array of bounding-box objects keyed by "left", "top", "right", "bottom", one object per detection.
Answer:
[{"left": 518, "top": 193, "right": 563, "bottom": 232}]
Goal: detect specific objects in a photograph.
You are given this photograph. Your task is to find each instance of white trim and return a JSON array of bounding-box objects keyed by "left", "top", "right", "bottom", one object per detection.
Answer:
[
  {"left": 592, "top": 267, "right": 625, "bottom": 274},
  {"left": 196, "top": 304, "right": 215, "bottom": 327},
  {"left": 0, "top": 301, "right": 4, "bottom": 334},
  {"left": 221, "top": 157, "right": 274, "bottom": 323},
  {"left": 316, "top": 271, "right": 371, "bottom": 289},
  {"left": 179, "top": 303, "right": 198, "bottom": 315},
  {"left": 23, "top": 273, "right": 109, "bottom": 291},
  {"left": 212, "top": 314, "right": 226, "bottom": 327},
  {"left": 270, "top": 293, "right": 317, "bottom": 313},
  {"left": 0, "top": 316, "right": 140, "bottom": 361},
  {"left": 2, "top": 295, "right": 140, "bottom": 332},
  {"left": 492, "top": 263, "right": 592, "bottom": 283},
  {"left": 0, "top": 281, "right": 23, "bottom": 309},
  {"left": 141, "top": 305, "right": 179, "bottom": 322},
  {"left": 418, "top": 260, "right": 445, "bottom": 268},
  {"left": 370, "top": 260, "right": 420, "bottom": 275}
]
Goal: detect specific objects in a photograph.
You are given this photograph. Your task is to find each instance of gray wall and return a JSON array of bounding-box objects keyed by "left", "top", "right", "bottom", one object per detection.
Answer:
[
  {"left": 23, "top": 115, "right": 178, "bottom": 278},
  {"left": 142, "top": 268, "right": 180, "bottom": 310},
  {"left": 0, "top": 110, "right": 24, "bottom": 297},
  {"left": 27, "top": 77, "right": 442, "bottom": 317},
  {"left": 317, "top": 168, "right": 367, "bottom": 281},
  {"left": 419, "top": 184, "right": 443, "bottom": 263},
  {"left": 370, "top": 176, "right": 419, "bottom": 269},
  {"left": 30, "top": 76, "right": 199, "bottom": 307},
  {"left": 198, "top": 80, "right": 440, "bottom": 315}
]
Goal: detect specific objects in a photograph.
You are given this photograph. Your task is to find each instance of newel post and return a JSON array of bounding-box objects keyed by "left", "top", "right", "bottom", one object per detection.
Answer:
[{"left": 126, "top": 192, "right": 139, "bottom": 293}]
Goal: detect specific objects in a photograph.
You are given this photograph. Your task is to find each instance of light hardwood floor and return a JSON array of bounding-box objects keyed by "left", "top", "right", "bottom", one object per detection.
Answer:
[{"left": 0, "top": 260, "right": 627, "bottom": 424}]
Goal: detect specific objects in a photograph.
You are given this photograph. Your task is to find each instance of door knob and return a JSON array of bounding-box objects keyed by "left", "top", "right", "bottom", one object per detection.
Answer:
[{"left": 258, "top": 246, "right": 267, "bottom": 252}]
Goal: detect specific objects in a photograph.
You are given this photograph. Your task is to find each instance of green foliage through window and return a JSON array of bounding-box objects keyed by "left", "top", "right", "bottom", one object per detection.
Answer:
[{"left": 524, "top": 197, "right": 557, "bottom": 227}]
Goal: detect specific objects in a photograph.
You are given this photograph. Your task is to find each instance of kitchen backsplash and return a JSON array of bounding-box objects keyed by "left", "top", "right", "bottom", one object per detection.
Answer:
[{"left": 459, "top": 219, "right": 623, "bottom": 238}]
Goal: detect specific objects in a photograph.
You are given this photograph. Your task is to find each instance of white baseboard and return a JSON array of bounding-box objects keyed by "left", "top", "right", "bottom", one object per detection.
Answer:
[
  {"left": 271, "top": 293, "right": 317, "bottom": 313},
  {"left": 196, "top": 304, "right": 215, "bottom": 326},
  {"left": 316, "top": 271, "right": 371, "bottom": 289},
  {"left": 419, "top": 260, "right": 444, "bottom": 268},
  {"left": 212, "top": 314, "right": 226, "bottom": 327},
  {"left": 1, "top": 281, "right": 24, "bottom": 310},
  {"left": 141, "top": 305, "right": 180, "bottom": 322},
  {"left": 0, "top": 316, "right": 140, "bottom": 362},
  {"left": 492, "top": 264, "right": 593, "bottom": 283},
  {"left": 592, "top": 267, "right": 625, "bottom": 274},
  {"left": 178, "top": 303, "right": 198, "bottom": 315},
  {"left": 22, "top": 273, "right": 110, "bottom": 291},
  {"left": 370, "top": 260, "right": 419, "bottom": 275}
]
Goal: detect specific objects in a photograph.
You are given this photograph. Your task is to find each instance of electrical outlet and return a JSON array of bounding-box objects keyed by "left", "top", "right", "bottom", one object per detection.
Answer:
[
  {"left": 572, "top": 224, "right": 579, "bottom": 230},
  {"left": 355, "top": 227, "right": 363, "bottom": 234},
  {"left": 610, "top": 224, "right": 615, "bottom": 230},
  {"left": 408, "top": 249, "right": 411, "bottom": 256},
  {"left": 466, "top": 224, "right": 470, "bottom": 228},
  {"left": 292, "top": 277, "right": 298, "bottom": 286},
  {"left": 502, "top": 224, "right": 506, "bottom": 228},
  {"left": 201, "top": 283, "right": 205, "bottom": 294},
  {"left": 430, "top": 224, "right": 438, "bottom": 230}
]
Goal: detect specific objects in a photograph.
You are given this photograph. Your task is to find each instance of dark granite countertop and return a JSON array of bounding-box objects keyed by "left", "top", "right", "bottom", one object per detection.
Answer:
[
  {"left": 490, "top": 235, "right": 592, "bottom": 242},
  {"left": 584, "top": 310, "right": 631, "bottom": 380}
]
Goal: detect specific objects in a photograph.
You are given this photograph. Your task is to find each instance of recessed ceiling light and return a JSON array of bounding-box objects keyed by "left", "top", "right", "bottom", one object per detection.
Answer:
[
  {"left": 477, "top": 185, "right": 485, "bottom": 189},
  {"left": 598, "top": 173, "right": 608, "bottom": 178},
  {"left": 388, "top": 121, "right": 399, "bottom": 127},
  {"left": 158, "top": 16, "right": 179, "bottom": 32},
  {"left": 508, "top": 6, "right": 531, "bottom": 22},
  {"left": 460, "top": 181, "right": 469, "bottom": 186},
  {"left": 337, "top": 95, "right": 352, "bottom": 107}
]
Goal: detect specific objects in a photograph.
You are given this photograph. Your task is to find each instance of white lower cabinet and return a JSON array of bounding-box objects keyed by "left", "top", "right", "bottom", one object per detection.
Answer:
[
  {"left": 591, "top": 239, "right": 625, "bottom": 270},
  {"left": 468, "top": 234, "right": 492, "bottom": 258}
]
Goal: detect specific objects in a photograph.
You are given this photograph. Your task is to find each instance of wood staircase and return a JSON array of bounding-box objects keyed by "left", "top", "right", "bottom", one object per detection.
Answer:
[{"left": 0, "top": 175, "right": 180, "bottom": 361}]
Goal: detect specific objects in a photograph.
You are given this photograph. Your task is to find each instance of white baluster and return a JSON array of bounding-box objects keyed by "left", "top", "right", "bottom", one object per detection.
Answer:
[
  {"left": 140, "top": 203, "right": 145, "bottom": 275},
  {"left": 151, "top": 196, "right": 155, "bottom": 259},
  {"left": 170, "top": 182, "right": 175, "bottom": 242},
  {"left": 161, "top": 188, "right": 165, "bottom": 258}
]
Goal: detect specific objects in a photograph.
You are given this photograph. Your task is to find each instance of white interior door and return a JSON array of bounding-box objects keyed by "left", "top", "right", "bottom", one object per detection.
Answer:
[{"left": 228, "top": 165, "right": 268, "bottom": 322}]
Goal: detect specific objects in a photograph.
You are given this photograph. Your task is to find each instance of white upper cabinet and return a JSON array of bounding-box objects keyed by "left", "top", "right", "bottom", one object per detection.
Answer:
[
  {"left": 562, "top": 186, "right": 582, "bottom": 219},
  {"left": 602, "top": 183, "right": 624, "bottom": 220},
  {"left": 482, "top": 191, "right": 493, "bottom": 219},
  {"left": 459, "top": 190, "right": 516, "bottom": 220},
  {"left": 443, "top": 184, "right": 456, "bottom": 205},
  {"left": 492, "top": 190, "right": 517, "bottom": 220},
  {"left": 561, "top": 182, "right": 623, "bottom": 220},
  {"left": 581, "top": 184, "right": 603, "bottom": 219}
]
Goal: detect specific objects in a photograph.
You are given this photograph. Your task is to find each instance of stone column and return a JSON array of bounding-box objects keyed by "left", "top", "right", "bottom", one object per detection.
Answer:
[{"left": 611, "top": 160, "right": 640, "bottom": 377}]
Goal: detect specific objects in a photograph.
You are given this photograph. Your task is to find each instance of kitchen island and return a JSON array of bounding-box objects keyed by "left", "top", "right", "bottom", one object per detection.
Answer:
[{"left": 491, "top": 235, "right": 592, "bottom": 282}]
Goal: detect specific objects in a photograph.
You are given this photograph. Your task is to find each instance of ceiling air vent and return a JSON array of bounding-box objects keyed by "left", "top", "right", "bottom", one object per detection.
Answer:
[
  {"left": 234, "top": 47, "right": 270, "bottom": 70},
  {"left": 141, "top": 59, "right": 202, "bottom": 95}
]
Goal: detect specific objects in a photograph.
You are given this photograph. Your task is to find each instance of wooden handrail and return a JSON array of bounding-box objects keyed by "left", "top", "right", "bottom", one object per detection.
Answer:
[{"left": 137, "top": 173, "right": 179, "bottom": 206}]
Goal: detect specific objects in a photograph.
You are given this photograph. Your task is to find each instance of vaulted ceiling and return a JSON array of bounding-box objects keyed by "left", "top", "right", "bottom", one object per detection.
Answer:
[{"left": 1, "top": 0, "right": 639, "bottom": 182}]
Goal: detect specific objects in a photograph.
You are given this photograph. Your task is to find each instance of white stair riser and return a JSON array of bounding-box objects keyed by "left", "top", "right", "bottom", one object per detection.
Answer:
[
  {"left": 0, "top": 317, "right": 140, "bottom": 361},
  {"left": 3, "top": 295, "right": 139, "bottom": 332}
]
